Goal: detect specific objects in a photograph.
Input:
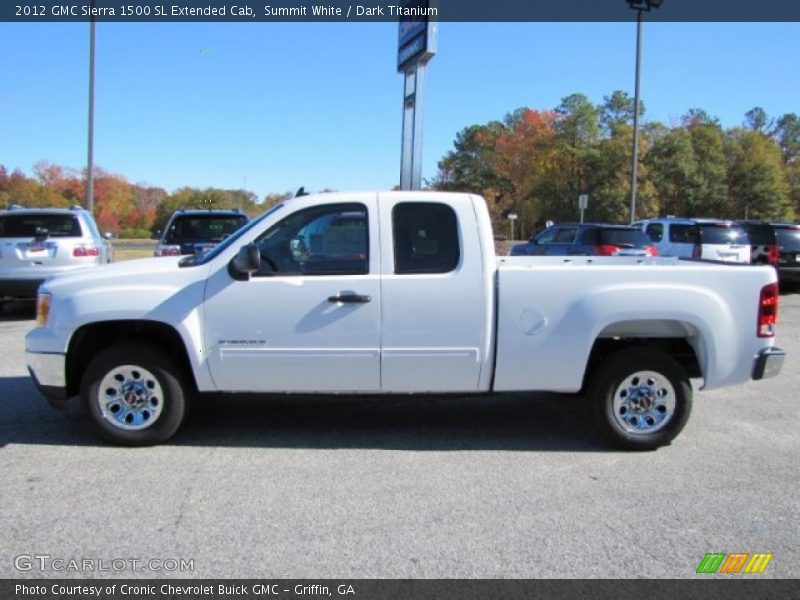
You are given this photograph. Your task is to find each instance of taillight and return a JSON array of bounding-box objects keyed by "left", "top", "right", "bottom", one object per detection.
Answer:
[
  {"left": 692, "top": 244, "right": 702, "bottom": 259},
  {"left": 767, "top": 244, "right": 779, "bottom": 265},
  {"left": 594, "top": 245, "right": 620, "bottom": 256},
  {"left": 73, "top": 244, "right": 100, "bottom": 257},
  {"left": 645, "top": 245, "right": 658, "bottom": 257},
  {"left": 757, "top": 283, "right": 779, "bottom": 338},
  {"left": 155, "top": 245, "right": 181, "bottom": 257}
]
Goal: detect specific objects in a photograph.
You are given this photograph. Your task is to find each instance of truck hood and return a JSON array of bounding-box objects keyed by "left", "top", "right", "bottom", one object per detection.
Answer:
[
  {"left": 40, "top": 257, "right": 211, "bottom": 332},
  {"left": 40, "top": 257, "right": 187, "bottom": 294}
]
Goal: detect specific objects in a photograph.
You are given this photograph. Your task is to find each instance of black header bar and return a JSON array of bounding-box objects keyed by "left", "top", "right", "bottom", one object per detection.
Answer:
[{"left": 3, "top": 0, "right": 800, "bottom": 23}]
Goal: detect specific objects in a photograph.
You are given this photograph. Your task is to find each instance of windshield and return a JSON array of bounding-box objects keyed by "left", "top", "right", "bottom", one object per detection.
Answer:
[
  {"left": 179, "top": 204, "right": 284, "bottom": 267},
  {"left": 165, "top": 214, "right": 247, "bottom": 243}
]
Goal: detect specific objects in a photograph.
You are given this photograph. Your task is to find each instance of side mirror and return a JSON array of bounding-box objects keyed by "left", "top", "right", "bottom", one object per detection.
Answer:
[
  {"left": 151, "top": 229, "right": 162, "bottom": 240},
  {"left": 103, "top": 232, "right": 114, "bottom": 240},
  {"left": 228, "top": 243, "right": 261, "bottom": 281}
]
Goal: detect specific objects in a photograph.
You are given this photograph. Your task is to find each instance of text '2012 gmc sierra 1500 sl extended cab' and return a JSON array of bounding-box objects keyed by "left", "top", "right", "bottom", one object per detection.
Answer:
[{"left": 26, "top": 192, "right": 785, "bottom": 449}]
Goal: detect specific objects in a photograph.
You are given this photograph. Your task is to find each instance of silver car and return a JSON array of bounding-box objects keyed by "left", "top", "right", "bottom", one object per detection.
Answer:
[
  {"left": 637, "top": 217, "right": 751, "bottom": 264},
  {"left": 0, "top": 205, "right": 113, "bottom": 306}
]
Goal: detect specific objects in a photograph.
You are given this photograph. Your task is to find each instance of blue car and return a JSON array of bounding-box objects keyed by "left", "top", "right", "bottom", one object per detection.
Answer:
[{"left": 510, "top": 223, "right": 658, "bottom": 257}]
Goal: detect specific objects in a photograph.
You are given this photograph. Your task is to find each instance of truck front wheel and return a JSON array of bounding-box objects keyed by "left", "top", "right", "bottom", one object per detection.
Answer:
[
  {"left": 80, "top": 342, "right": 189, "bottom": 445},
  {"left": 590, "top": 347, "right": 692, "bottom": 451}
]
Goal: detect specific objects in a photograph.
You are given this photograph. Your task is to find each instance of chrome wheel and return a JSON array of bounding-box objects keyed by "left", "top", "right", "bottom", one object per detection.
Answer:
[
  {"left": 612, "top": 370, "right": 676, "bottom": 435},
  {"left": 97, "top": 365, "right": 164, "bottom": 431}
]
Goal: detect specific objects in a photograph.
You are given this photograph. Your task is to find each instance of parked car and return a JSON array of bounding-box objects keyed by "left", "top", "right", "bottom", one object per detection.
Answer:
[
  {"left": 773, "top": 222, "right": 800, "bottom": 285},
  {"left": 27, "top": 192, "right": 784, "bottom": 450},
  {"left": 0, "top": 205, "right": 113, "bottom": 306},
  {"left": 737, "top": 221, "right": 779, "bottom": 265},
  {"left": 510, "top": 223, "right": 657, "bottom": 257},
  {"left": 637, "top": 218, "right": 751, "bottom": 263},
  {"left": 155, "top": 209, "right": 248, "bottom": 256}
]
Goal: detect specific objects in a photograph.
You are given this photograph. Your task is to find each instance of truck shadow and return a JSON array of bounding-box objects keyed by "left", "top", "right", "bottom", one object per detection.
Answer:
[{"left": 0, "top": 376, "right": 606, "bottom": 451}]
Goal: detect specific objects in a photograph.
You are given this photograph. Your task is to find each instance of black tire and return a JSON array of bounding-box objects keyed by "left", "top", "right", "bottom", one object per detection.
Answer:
[
  {"left": 590, "top": 346, "right": 692, "bottom": 451},
  {"left": 80, "top": 342, "right": 189, "bottom": 446}
]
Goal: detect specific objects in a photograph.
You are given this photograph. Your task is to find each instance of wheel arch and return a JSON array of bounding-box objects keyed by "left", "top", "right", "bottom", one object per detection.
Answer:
[
  {"left": 66, "top": 320, "right": 197, "bottom": 398},
  {"left": 582, "top": 321, "right": 703, "bottom": 393}
]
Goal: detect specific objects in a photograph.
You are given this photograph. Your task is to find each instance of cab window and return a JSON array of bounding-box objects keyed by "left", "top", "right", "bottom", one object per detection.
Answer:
[
  {"left": 253, "top": 203, "right": 368, "bottom": 276},
  {"left": 393, "top": 202, "right": 460, "bottom": 274}
]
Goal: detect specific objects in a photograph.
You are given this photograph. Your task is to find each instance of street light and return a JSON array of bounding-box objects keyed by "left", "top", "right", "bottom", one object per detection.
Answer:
[
  {"left": 627, "top": 0, "right": 664, "bottom": 223},
  {"left": 86, "top": 9, "right": 96, "bottom": 214}
]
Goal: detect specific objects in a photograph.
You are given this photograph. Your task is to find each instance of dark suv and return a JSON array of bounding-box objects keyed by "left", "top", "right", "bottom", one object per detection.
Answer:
[
  {"left": 155, "top": 209, "right": 248, "bottom": 257},
  {"left": 510, "top": 223, "right": 657, "bottom": 257},
  {"left": 773, "top": 222, "right": 800, "bottom": 284},
  {"left": 737, "top": 221, "right": 779, "bottom": 265}
]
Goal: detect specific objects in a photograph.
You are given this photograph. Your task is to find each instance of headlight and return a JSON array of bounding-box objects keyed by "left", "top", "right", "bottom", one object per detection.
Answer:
[{"left": 36, "top": 293, "right": 52, "bottom": 328}]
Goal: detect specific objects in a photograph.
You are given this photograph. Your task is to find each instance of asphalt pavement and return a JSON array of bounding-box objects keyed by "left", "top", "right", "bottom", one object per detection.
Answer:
[{"left": 0, "top": 295, "right": 798, "bottom": 578}]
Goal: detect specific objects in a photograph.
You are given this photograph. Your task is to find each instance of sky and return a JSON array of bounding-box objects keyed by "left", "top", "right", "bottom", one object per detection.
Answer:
[{"left": 1, "top": 21, "right": 799, "bottom": 201}]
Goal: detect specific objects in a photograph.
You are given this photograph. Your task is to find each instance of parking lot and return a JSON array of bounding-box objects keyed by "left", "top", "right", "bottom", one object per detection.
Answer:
[{"left": 0, "top": 293, "right": 798, "bottom": 579}]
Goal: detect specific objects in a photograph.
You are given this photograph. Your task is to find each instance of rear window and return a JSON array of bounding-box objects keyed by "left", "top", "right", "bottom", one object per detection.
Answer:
[
  {"left": 775, "top": 226, "right": 800, "bottom": 250},
  {"left": 699, "top": 224, "right": 748, "bottom": 245},
  {"left": 597, "top": 228, "right": 651, "bottom": 247},
  {"left": 0, "top": 213, "right": 82, "bottom": 238},
  {"left": 739, "top": 223, "right": 775, "bottom": 245},
  {"left": 166, "top": 214, "right": 247, "bottom": 242}
]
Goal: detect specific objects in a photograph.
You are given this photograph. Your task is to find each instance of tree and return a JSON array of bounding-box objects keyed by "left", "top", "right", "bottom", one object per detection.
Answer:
[
  {"left": 493, "top": 109, "right": 558, "bottom": 236},
  {"left": 431, "top": 121, "right": 514, "bottom": 231},
  {"left": 685, "top": 113, "right": 729, "bottom": 217},
  {"left": 726, "top": 128, "right": 792, "bottom": 220},
  {"left": 744, "top": 107, "right": 771, "bottom": 133},
  {"left": 600, "top": 90, "right": 643, "bottom": 136},
  {"left": 774, "top": 113, "right": 800, "bottom": 163}
]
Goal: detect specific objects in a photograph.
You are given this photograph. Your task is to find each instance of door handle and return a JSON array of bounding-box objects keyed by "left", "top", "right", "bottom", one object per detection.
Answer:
[{"left": 328, "top": 293, "right": 371, "bottom": 304}]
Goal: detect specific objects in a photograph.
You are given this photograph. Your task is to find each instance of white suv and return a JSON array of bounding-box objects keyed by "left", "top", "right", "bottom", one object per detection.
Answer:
[
  {"left": 0, "top": 205, "right": 113, "bottom": 306},
  {"left": 636, "top": 217, "right": 751, "bottom": 263}
]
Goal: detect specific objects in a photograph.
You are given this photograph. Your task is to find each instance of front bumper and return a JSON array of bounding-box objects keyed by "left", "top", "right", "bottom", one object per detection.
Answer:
[
  {"left": 752, "top": 347, "right": 785, "bottom": 381},
  {"left": 26, "top": 351, "right": 69, "bottom": 409}
]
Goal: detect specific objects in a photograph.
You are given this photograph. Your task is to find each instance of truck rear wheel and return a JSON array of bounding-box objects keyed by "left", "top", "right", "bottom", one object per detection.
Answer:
[
  {"left": 80, "top": 342, "right": 189, "bottom": 446},
  {"left": 590, "top": 347, "right": 692, "bottom": 450}
]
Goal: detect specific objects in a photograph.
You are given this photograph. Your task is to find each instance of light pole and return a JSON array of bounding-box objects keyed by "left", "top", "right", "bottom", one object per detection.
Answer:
[
  {"left": 86, "top": 14, "right": 96, "bottom": 214},
  {"left": 627, "top": 0, "right": 663, "bottom": 223}
]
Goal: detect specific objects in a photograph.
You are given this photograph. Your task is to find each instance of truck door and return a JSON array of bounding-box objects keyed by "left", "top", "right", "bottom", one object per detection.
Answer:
[
  {"left": 378, "top": 194, "right": 489, "bottom": 392},
  {"left": 203, "top": 197, "right": 381, "bottom": 392}
]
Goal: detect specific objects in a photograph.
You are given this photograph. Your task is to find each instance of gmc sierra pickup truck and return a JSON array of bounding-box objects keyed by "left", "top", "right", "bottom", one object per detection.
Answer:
[{"left": 26, "top": 192, "right": 785, "bottom": 449}]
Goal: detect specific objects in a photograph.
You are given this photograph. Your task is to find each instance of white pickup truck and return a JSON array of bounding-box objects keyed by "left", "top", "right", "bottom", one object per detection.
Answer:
[{"left": 26, "top": 192, "right": 785, "bottom": 449}]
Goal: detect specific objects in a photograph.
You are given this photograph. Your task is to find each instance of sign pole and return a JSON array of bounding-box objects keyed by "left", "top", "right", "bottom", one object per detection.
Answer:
[{"left": 397, "top": 2, "right": 436, "bottom": 191}]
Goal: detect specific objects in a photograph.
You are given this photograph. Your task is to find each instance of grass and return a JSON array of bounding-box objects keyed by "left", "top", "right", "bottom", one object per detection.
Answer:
[{"left": 111, "top": 239, "right": 157, "bottom": 262}]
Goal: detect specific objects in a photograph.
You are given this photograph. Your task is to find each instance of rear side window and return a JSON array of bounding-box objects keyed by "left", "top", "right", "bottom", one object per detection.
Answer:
[
  {"left": 0, "top": 214, "right": 82, "bottom": 238},
  {"left": 669, "top": 224, "right": 698, "bottom": 244},
  {"left": 775, "top": 227, "right": 800, "bottom": 250},
  {"left": 393, "top": 202, "right": 460, "bottom": 274},
  {"left": 645, "top": 223, "right": 663, "bottom": 242},
  {"left": 699, "top": 225, "right": 748, "bottom": 245},
  {"left": 552, "top": 227, "right": 578, "bottom": 243},
  {"left": 598, "top": 228, "right": 651, "bottom": 247}
]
